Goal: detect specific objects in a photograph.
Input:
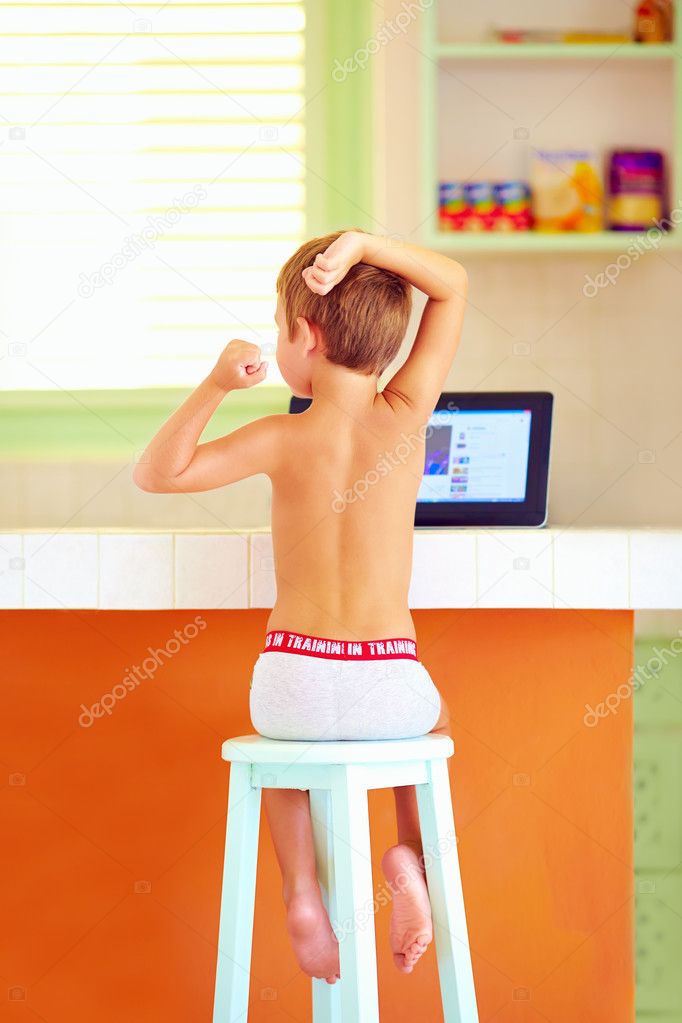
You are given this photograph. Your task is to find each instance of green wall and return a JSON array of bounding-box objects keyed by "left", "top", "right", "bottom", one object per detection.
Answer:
[{"left": 635, "top": 636, "right": 682, "bottom": 1019}]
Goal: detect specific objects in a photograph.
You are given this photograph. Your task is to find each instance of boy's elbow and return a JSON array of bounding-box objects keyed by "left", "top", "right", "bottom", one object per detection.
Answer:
[
  {"left": 133, "top": 462, "right": 164, "bottom": 493},
  {"left": 434, "top": 260, "right": 467, "bottom": 303},
  {"left": 449, "top": 261, "right": 468, "bottom": 295}
]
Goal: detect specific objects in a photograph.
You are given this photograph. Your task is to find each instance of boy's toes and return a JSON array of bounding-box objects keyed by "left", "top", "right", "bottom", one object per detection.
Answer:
[
  {"left": 392, "top": 942, "right": 427, "bottom": 974},
  {"left": 393, "top": 952, "right": 412, "bottom": 974},
  {"left": 403, "top": 938, "right": 429, "bottom": 969}
]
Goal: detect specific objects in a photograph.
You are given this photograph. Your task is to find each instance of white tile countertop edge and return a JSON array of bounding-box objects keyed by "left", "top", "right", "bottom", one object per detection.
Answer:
[{"left": 1, "top": 528, "right": 681, "bottom": 610}]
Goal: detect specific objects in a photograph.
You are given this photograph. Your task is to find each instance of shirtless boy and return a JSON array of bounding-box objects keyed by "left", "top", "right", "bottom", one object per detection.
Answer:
[{"left": 134, "top": 230, "right": 468, "bottom": 984}]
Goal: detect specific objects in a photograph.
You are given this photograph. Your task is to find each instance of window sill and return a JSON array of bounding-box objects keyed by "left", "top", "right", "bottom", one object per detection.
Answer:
[{"left": 1, "top": 387, "right": 292, "bottom": 462}]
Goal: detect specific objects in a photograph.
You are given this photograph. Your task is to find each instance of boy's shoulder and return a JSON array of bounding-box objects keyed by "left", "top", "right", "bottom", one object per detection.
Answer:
[{"left": 252, "top": 411, "right": 294, "bottom": 439}]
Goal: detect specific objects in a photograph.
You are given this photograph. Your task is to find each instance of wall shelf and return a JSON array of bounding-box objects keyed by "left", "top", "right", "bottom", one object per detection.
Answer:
[
  {"left": 422, "top": 4, "right": 682, "bottom": 255},
  {"left": 422, "top": 230, "right": 681, "bottom": 254},
  {"left": 435, "top": 42, "right": 677, "bottom": 61}
]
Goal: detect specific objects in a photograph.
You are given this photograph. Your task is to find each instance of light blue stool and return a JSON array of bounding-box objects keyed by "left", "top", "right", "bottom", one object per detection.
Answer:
[{"left": 213, "top": 733, "right": 479, "bottom": 1023}]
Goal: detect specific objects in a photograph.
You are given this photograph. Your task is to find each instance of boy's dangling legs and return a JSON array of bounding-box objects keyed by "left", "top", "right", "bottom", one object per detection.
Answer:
[
  {"left": 382, "top": 691, "right": 451, "bottom": 973},
  {"left": 262, "top": 788, "right": 340, "bottom": 983}
]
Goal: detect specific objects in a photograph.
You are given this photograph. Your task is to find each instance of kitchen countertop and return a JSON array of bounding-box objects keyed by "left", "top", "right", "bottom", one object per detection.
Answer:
[{"left": 1, "top": 527, "right": 681, "bottom": 611}]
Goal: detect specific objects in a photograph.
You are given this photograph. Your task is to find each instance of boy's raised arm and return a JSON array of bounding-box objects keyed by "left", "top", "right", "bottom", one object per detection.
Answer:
[
  {"left": 303, "top": 231, "right": 467, "bottom": 419},
  {"left": 133, "top": 340, "right": 278, "bottom": 493}
]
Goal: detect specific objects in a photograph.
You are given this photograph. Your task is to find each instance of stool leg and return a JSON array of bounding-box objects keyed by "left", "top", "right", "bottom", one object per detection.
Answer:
[
  {"left": 310, "top": 789, "right": 342, "bottom": 1023},
  {"left": 330, "top": 766, "right": 380, "bottom": 1023},
  {"left": 213, "top": 762, "right": 262, "bottom": 1023},
  {"left": 416, "top": 758, "right": 478, "bottom": 1023}
]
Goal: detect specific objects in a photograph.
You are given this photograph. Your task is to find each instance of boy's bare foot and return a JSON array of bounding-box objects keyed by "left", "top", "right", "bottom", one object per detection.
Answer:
[
  {"left": 285, "top": 886, "right": 340, "bottom": 984},
  {"left": 381, "top": 843, "right": 433, "bottom": 974}
]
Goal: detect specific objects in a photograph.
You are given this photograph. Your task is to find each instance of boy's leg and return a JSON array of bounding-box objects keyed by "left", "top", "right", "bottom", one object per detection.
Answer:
[
  {"left": 431, "top": 689, "right": 451, "bottom": 735},
  {"left": 262, "top": 788, "right": 340, "bottom": 983},
  {"left": 393, "top": 689, "right": 451, "bottom": 849},
  {"left": 382, "top": 689, "right": 450, "bottom": 973}
]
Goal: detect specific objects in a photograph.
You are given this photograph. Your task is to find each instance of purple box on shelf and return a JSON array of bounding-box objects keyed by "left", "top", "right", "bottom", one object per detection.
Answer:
[{"left": 608, "top": 150, "right": 665, "bottom": 231}]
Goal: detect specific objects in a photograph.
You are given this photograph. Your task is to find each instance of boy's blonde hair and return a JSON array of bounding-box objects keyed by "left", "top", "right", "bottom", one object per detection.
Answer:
[{"left": 276, "top": 231, "right": 412, "bottom": 375}]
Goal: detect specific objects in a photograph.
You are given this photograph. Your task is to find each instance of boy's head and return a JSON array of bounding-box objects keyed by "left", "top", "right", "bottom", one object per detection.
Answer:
[{"left": 275, "top": 231, "right": 411, "bottom": 397}]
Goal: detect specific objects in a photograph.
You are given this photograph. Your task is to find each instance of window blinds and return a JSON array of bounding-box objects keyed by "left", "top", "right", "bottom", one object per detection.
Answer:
[{"left": 0, "top": 1, "right": 305, "bottom": 388}]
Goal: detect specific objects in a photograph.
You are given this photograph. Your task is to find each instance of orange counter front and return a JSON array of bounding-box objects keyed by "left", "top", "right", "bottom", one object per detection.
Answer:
[{"left": 2, "top": 607, "right": 634, "bottom": 1022}]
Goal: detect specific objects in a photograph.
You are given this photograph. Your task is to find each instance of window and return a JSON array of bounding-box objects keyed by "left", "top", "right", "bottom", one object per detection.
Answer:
[{"left": 0, "top": 0, "right": 305, "bottom": 389}]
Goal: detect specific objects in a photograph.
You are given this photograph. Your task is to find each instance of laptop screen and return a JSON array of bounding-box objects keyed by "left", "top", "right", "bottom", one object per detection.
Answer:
[{"left": 418, "top": 409, "right": 532, "bottom": 504}]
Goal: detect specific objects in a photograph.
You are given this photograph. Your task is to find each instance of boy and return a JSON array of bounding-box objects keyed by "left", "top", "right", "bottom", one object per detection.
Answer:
[{"left": 134, "top": 230, "right": 468, "bottom": 983}]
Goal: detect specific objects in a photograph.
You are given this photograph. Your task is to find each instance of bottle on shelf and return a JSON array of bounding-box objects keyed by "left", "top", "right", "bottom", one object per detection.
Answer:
[{"left": 633, "top": 0, "right": 671, "bottom": 42}]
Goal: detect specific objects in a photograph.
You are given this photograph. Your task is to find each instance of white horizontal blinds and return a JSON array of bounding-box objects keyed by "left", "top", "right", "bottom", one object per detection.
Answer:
[{"left": 0, "top": 1, "right": 305, "bottom": 389}]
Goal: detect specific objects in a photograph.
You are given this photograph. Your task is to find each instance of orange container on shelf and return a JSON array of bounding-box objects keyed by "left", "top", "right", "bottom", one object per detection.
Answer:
[{"left": 634, "top": 0, "right": 672, "bottom": 41}]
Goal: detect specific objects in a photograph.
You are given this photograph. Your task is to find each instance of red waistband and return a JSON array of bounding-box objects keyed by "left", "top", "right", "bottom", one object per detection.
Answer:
[{"left": 263, "top": 630, "right": 418, "bottom": 661}]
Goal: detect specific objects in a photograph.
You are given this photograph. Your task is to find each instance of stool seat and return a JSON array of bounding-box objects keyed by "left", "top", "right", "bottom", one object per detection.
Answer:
[{"left": 222, "top": 732, "right": 454, "bottom": 765}]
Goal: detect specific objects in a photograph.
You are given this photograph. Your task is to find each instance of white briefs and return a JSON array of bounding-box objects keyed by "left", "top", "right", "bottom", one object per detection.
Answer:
[{"left": 249, "top": 630, "right": 441, "bottom": 741}]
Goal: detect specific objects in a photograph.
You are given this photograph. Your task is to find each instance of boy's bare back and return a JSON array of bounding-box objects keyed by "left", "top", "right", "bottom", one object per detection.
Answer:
[{"left": 267, "top": 392, "right": 425, "bottom": 640}]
